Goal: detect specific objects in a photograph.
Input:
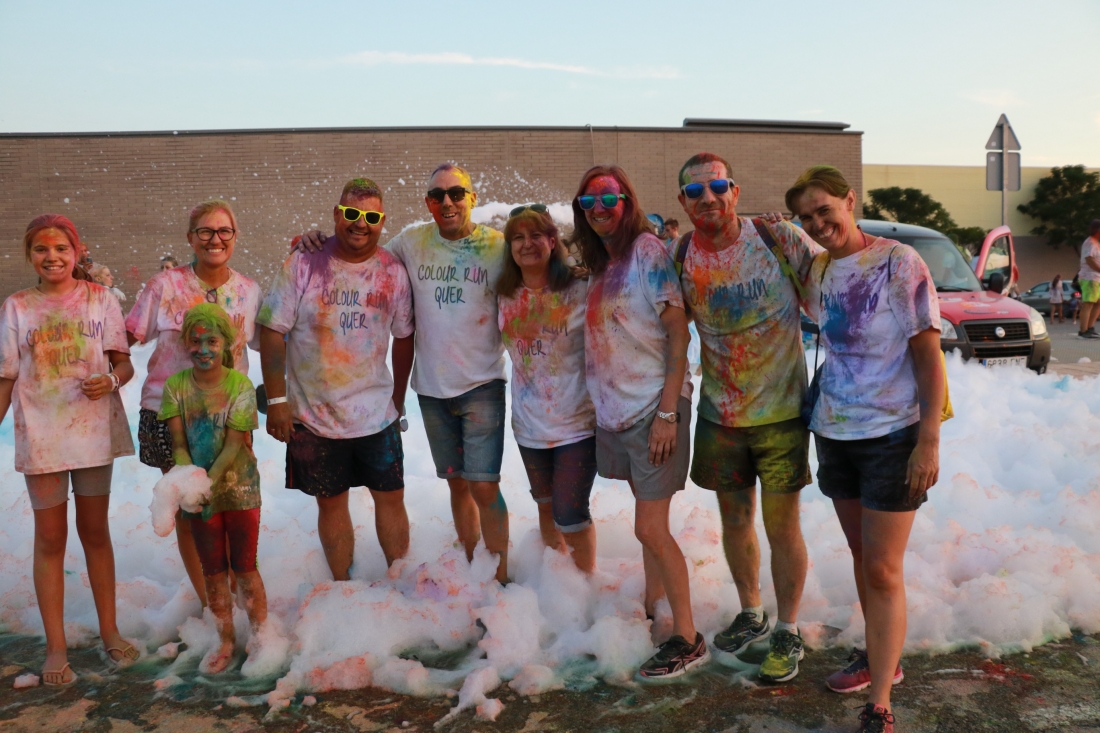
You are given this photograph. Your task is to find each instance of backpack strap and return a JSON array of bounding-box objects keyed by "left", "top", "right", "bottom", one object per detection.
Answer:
[
  {"left": 752, "top": 217, "right": 807, "bottom": 302},
  {"left": 673, "top": 231, "right": 693, "bottom": 278}
]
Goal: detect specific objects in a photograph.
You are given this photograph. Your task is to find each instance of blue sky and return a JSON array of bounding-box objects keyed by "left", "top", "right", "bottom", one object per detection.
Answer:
[{"left": 2, "top": 0, "right": 1098, "bottom": 167}]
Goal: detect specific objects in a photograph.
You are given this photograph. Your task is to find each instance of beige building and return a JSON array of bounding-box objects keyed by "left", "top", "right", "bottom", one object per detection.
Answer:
[{"left": 863, "top": 164, "right": 1098, "bottom": 290}]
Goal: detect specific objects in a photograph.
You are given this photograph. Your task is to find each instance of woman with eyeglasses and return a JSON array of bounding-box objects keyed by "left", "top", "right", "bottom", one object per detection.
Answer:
[
  {"left": 125, "top": 199, "right": 262, "bottom": 610},
  {"left": 497, "top": 204, "right": 598, "bottom": 572},
  {"left": 568, "top": 165, "right": 703, "bottom": 680}
]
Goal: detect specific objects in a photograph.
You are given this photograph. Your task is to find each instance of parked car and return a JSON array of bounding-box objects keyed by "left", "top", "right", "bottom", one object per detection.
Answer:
[
  {"left": 858, "top": 221, "right": 1051, "bottom": 373},
  {"left": 1020, "top": 280, "right": 1079, "bottom": 316}
]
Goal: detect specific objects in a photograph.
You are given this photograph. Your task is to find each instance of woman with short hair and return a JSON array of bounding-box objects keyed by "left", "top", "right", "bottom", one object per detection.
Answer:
[
  {"left": 787, "top": 165, "right": 944, "bottom": 733},
  {"left": 568, "top": 165, "right": 703, "bottom": 680}
]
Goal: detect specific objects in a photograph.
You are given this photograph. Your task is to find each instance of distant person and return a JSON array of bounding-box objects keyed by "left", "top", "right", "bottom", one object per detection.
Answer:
[
  {"left": 1050, "top": 274, "right": 1065, "bottom": 324},
  {"left": 663, "top": 218, "right": 681, "bottom": 245},
  {"left": 1070, "top": 289, "right": 1082, "bottom": 324},
  {"left": 1076, "top": 219, "right": 1100, "bottom": 339},
  {"left": 89, "top": 264, "right": 127, "bottom": 303},
  {"left": 160, "top": 255, "right": 180, "bottom": 272},
  {"left": 78, "top": 247, "right": 95, "bottom": 273}
]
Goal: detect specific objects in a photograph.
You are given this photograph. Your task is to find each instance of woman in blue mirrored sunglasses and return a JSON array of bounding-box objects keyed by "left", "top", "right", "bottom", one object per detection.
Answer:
[{"left": 680, "top": 178, "right": 735, "bottom": 199}]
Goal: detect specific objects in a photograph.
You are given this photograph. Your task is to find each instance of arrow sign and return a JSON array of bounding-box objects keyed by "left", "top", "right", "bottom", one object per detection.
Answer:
[{"left": 985, "top": 114, "right": 1021, "bottom": 151}]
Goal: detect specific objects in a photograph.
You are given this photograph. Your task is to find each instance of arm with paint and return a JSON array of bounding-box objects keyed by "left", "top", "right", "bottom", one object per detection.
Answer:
[
  {"left": 649, "top": 304, "right": 690, "bottom": 466},
  {"left": 0, "top": 378, "right": 12, "bottom": 426},
  {"left": 391, "top": 334, "right": 414, "bottom": 416},
  {"left": 165, "top": 415, "right": 193, "bottom": 468},
  {"left": 206, "top": 428, "right": 246, "bottom": 486},
  {"left": 259, "top": 325, "right": 292, "bottom": 443},
  {"left": 906, "top": 328, "right": 943, "bottom": 496},
  {"left": 81, "top": 351, "right": 135, "bottom": 401}
]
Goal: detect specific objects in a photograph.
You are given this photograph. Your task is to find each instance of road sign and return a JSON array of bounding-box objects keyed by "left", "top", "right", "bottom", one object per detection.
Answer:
[
  {"left": 986, "top": 151, "right": 1021, "bottom": 191},
  {"left": 985, "top": 114, "right": 1021, "bottom": 151}
]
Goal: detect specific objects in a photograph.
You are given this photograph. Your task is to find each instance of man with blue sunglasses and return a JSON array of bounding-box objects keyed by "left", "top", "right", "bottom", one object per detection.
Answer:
[{"left": 672, "top": 152, "right": 822, "bottom": 684}]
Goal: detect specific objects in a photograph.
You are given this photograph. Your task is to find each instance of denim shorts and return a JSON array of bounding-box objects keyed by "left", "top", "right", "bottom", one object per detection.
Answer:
[
  {"left": 418, "top": 379, "right": 506, "bottom": 482},
  {"left": 815, "top": 422, "right": 927, "bottom": 512},
  {"left": 595, "top": 396, "right": 692, "bottom": 502},
  {"left": 691, "top": 416, "right": 810, "bottom": 494},
  {"left": 286, "top": 421, "right": 404, "bottom": 497},
  {"left": 517, "top": 437, "right": 597, "bottom": 532}
]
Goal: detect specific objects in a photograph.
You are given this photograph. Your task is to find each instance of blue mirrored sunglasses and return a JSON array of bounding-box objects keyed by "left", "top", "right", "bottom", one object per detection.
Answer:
[
  {"left": 680, "top": 178, "right": 735, "bottom": 199},
  {"left": 577, "top": 193, "right": 626, "bottom": 210}
]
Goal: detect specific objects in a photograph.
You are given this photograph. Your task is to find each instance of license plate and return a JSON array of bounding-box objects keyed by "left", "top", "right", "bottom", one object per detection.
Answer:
[{"left": 981, "top": 356, "right": 1027, "bottom": 368}]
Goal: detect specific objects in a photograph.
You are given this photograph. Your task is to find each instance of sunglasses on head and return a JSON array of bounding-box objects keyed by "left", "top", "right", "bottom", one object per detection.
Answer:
[
  {"left": 577, "top": 193, "right": 626, "bottom": 211},
  {"left": 426, "top": 186, "right": 470, "bottom": 203},
  {"left": 509, "top": 203, "right": 549, "bottom": 218},
  {"left": 680, "top": 178, "right": 735, "bottom": 199},
  {"left": 337, "top": 205, "right": 384, "bottom": 225}
]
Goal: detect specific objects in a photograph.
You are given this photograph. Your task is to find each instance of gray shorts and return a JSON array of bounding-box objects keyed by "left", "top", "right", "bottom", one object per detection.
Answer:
[
  {"left": 596, "top": 396, "right": 692, "bottom": 501},
  {"left": 25, "top": 464, "right": 114, "bottom": 511}
]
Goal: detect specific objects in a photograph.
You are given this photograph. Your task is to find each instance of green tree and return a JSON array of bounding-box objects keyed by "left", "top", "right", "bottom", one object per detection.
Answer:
[
  {"left": 1017, "top": 165, "right": 1100, "bottom": 251},
  {"left": 864, "top": 186, "right": 986, "bottom": 253}
]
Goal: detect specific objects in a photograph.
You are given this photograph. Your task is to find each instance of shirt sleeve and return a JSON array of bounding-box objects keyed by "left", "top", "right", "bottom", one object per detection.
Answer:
[
  {"left": 256, "top": 253, "right": 300, "bottom": 334},
  {"left": 887, "top": 246, "right": 940, "bottom": 339},
  {"left": 0, "top": 299, "right": 20, "bottom": 381},
  {"left": 125, "top": 274, "right": 163, "bottom": 343},
  {"left": 225, "top": 374, "right": 259, "bottom": 432},
  {"left": 101, "top": 289, "right": 131, "bottom": 354},
  {"left": 638, "top": 235, "right": 685, "bottom": 315},
  {"left": 245, "top": 281, "right": 263, "bottom": 352},
  {"left": 390, "top": 262, "right": 415, "bottom": 339},
  {"left": 384, "top": 230, "right": 408, "bottom": 267},
  {"left": 804, "top": 253, "right": 830, "bottom": 323},
  {"left": 157, "top": 374, "right": 183, "bottom": 421}
]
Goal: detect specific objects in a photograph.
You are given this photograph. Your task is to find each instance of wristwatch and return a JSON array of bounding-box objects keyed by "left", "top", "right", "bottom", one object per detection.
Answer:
[{"left": 656, "top": 410, "right": 680, "bottom": 424}]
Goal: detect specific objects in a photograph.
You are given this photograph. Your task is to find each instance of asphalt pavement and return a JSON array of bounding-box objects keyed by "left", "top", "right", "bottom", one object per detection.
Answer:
[{"left": 1046, "top": 316, "right": 1100, "bottom": 378}]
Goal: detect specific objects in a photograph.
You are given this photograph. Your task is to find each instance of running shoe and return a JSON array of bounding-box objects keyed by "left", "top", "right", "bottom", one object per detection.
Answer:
[
  {"left": 825, "top": 648, "right": 904, "bottom": 693},
  {"left": 757, "top": 629, "right": 805, "bottom": 683},
  {"left": 857, "top": 703, "right": 895, "bottom": 733},
  {"left": 712, "top": 610, "right": 770, "bottom": 654},
  {"left": 638, "top": 632, "right": 710, "bottom": 679}
]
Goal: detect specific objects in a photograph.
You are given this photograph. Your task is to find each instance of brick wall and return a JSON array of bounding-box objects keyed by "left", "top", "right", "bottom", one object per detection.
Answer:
[{"left": 0, "top": 126, "right": 862, "bottom": 299}]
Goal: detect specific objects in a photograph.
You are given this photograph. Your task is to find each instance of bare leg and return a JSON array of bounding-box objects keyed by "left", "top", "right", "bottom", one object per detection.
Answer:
[
  {"left": 202, "top": 571, "right": 235, "bottom": 674},
  {"left": 32, "top": 499, "right": 71, "bottom": 677},
  {"left": 563, "top": 524, "right": 597, "bottom": 574},
  {"left": 234, "top": 571, "right": 268, "bottom": 629},
  {"left": 73, "top": 494, "right": 127, "bottom": 652},
  {"left": 761, "top": 492, "right": 807, "bottom": 624},
  {"left": 628, "top": 481, "right": 665, "bottom": 615},
  {"left": 635, "top": 496, "right": 695, "bottom": 640},
  {"left": 536, "top": 502, "right": 566, "bottom": 553},
  {"left": 469, "top": 480, "right": 509, "bottom": 582},
  {"left": 370, "top": 488, "right": 409, "bottom": 566},
  {"left": 832, "top": 499, "right": 867, "bottom": 611},
  {"left": 1088, "top": 300, "right": 1100, "bottom": 331},
  {"left": 165, "top": 459, "right": 208, "bottom": 608},
  {"left": 861, "top": 508, "right": 916, "bottom": 712},
  {"left": 716, "top": 489, "right": 761, "bottom": 610},
  {"left": 1079, "top": 301, "right": 1095, "bottom": 331},
  {"left": 447, "top": 477, "right": 481, "bottom": 559},
  {"left": 315, "top": 493, "right": 354, "bottom": 581}
]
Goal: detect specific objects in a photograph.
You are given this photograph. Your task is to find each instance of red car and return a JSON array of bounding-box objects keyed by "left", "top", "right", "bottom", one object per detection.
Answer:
[{"left": 859, "top": 220, "right": 1051, "bottom": 374}]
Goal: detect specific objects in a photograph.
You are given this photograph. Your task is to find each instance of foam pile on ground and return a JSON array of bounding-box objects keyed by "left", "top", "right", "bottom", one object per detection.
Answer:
[
  {"left": 149, "top": 465, "right": 212, "bottom": 536},
  {"left": 0, "top": 303, "right": 1098, "bottom": 707}
]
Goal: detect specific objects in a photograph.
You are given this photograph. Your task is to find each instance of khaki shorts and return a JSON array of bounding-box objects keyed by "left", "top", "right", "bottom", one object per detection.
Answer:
[
  {"left": 690, "top": 416, "right": 810, "bottom": 494},
  {"left": 25, "top": 464, "right": 114, "bottom": 511},
  {"left": 595, "top": 396, "right": 692, "bottom": 502}
]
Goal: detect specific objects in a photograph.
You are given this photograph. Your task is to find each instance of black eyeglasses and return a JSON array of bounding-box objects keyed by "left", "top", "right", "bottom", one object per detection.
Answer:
[
  {"left": 509, "top": 204, "right": 549, "bottom": 218},
  {"left": 426, "top": 186, "right": 469, "bottom": 203},
  {"left": 191, "top": 227, "right": 236, "bottom": 242}
]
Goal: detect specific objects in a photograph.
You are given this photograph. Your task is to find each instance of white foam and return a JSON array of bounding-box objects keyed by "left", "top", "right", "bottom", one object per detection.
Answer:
[
  {"left": 149, "top": 465, "right": 212, "bottom": 536},
  {"left": 0, "top": 302, "right": 1098, "bottom": 710}
]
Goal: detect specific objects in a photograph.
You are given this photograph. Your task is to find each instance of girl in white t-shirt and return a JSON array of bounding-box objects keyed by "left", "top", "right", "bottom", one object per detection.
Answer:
[
  {"left": 497, "top": 205, "right": 597, "bottom": 572},
  {"left": 0, "top": 215, "right": 138, "bottom": 686},
  {"left": 125, "top": 200, "right": 262, "bottom": 609},
  {"left": 1050, "top": 274, "right": 1064, "bottom": 323},
  {"left": 789, "top": 166, "right": 944, "bottom": 733}
]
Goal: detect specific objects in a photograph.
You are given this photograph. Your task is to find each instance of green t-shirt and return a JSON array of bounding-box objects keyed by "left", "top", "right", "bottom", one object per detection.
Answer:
[{"left": 158, "top": 367, "right": 261, "bottom": 514}]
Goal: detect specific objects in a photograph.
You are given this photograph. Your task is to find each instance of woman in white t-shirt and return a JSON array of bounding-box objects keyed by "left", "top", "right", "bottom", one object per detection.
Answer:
[
  {"left": 125, "top": 200, "right": 262, "bottom": 608},
  {"left": 0, "top": 215, "right": 138, "bottom": 686},
  {"left": 568, "top": 165, "right": 703, "bottom": 681},
  {"left": 497, "top": 204, "right": 597, "bottom": 572},
  {"left": 1050, "top": 274, "right": 1064, "bottom": 323},
  {"left": 788, "top": 166, "right": 943, "bottom": 733}
]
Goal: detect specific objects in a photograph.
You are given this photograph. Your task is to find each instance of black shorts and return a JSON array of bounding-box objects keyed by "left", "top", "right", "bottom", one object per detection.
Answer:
[
  {"left": 286, "top": 421, "right": 404, "bottom": 498},
  {"left": 517, "top": 437, "right": 598, "bottom": 532},
  {"left": 138, "top": 408, "right": 175, "bottom": 471},
  {"left": 814, "top": 423, "right": 927, "bottom": 512}
]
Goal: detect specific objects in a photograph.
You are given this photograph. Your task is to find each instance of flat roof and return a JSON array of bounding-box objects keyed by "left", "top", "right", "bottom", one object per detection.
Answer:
[{"left": 0, "top": 121, "right": 860, "bottom": 139}]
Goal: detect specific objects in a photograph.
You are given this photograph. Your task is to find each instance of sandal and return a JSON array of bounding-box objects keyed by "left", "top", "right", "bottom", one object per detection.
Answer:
[
  {"left": 104, "top": 643, "right": 140, "bottom": 669},
  {"left": 42, "top": 662, "right": 77, "bottom": 687}
]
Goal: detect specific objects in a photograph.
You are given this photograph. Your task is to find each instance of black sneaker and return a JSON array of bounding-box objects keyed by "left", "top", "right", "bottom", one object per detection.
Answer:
[
  {"left": 713, "top": 610, "right": 770, "bottom": 654},
  {"left": 757, "top": 629, "right": 805, "bottom": 683},
  {"left": 857, "top": 702, "right": 895, "bottom": 732},
  {"left": 638, "top": 632, "right": 710, "bottom": 679}
]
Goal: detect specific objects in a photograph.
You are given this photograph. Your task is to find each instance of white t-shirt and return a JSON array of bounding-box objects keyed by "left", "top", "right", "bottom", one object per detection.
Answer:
[
  {"left": 1078, "top": 237, "right": 1100, "bottom": 283},
  {"left": 807, "top": 237, "right": 940, "bottom": 440},
  {"left": 498, "top": 278, "right": 595, "bottom": 449},
  {"left": 585, "top": 233, "right": 693, "bottom": 432},
  {"left": 125, "top": 265, "right": 262, "bottom": 412},
  {"left": 386, "top": 223, "right": 506, "bottom": 399},
  {"left": 257, "top": 240, "right": 414, "bottom": 439},
  {"left": 0, "top": 282, "right": 135, "bottom": 474},
  {"left": 678, "top": 218, "right": 820, "bottom": 428},
  {"left": 1050, "top": 281, "right": 1064, "bottom": 304}
]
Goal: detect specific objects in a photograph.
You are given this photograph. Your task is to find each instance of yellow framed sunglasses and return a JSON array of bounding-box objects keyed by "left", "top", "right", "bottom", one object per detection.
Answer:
[{"left": 337, "top": 205, "right": 384, "bottom": 225}]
